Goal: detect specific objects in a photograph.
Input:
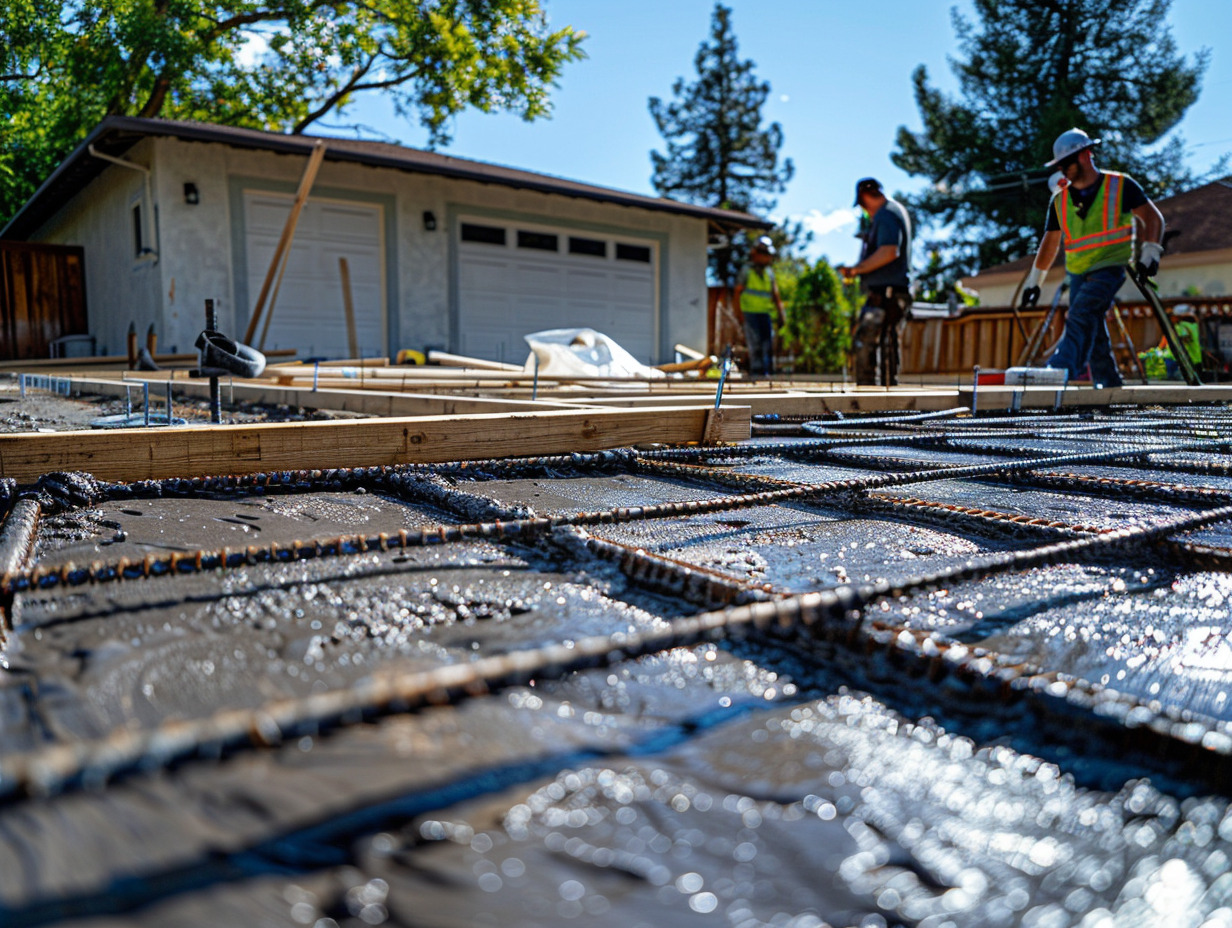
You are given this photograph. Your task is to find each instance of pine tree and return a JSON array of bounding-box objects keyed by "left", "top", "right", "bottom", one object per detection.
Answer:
[
  {"left": 649, "top": 3, "right": 793, "bottom": 285},
  {"left": 893, "top": 0, "right": 1213, "bottom": 279}
]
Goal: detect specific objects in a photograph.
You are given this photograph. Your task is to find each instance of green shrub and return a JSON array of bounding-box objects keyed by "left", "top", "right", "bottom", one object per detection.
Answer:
[{"left": 779, "top": 258, "right": 863, "bottom": 374}]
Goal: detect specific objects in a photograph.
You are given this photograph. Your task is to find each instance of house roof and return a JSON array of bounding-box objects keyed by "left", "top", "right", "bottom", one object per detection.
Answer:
[
  {"left": 964, "top": 175, "right": 1232, "bottom": 282},
  {"left": 1, "top": 116, "right": 772, "bottom": 240}
]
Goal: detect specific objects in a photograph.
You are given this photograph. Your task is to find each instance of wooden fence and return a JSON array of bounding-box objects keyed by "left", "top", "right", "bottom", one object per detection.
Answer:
[
  {"left": 901, "top": 297, "right": 1232, "bottom": 377},
  {"left": 0, "top": 242, "right": 88, "bottom": 360}
]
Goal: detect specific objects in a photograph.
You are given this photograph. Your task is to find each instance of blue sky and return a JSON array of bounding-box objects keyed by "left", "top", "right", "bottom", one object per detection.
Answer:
[{"left": 329, "top": 0, "right": 1232, "bottom": 266}]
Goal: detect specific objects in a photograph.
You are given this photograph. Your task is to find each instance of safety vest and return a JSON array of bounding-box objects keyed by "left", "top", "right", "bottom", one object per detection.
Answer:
[
  {"left": 1056, "top": 171, "right": 1134, "bottom": 275},
  {"left": 1160, "top": 319, "right": 1202, "bottom": 366},
  {"left": 740, "top": 267, "right": 777, "bottom": 315}
]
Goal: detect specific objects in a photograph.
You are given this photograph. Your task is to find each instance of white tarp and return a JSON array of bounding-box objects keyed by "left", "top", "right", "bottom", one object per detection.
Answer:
[{"left": 523, "top": 328, "right": 666, "bottom": 379}]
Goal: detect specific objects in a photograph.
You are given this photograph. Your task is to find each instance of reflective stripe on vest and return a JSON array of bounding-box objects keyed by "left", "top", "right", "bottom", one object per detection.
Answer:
[
  {"left": 740, "top": 269, "right": 776, "bottom": 314},
  {"left": 1058, "top": 171, "right": 1134, "bottom": 274}
]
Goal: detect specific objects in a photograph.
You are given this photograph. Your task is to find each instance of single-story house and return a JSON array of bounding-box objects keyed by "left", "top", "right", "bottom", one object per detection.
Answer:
[
  {"left": 1, "top": 116, "right": 769, "bottom": 364},
  {"left": 961, "top": 176, "right": 1232, "bottom": 307}
]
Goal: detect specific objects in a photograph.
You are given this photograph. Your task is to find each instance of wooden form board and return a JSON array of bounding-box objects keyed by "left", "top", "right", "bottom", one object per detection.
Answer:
[
  {"left": 572, "top": 390, "right": 967, "bottom": 416},
  {"left": 0, "top": 405, "right": 752, "bottom": 483},
  {"left": 68, "top": 376, "right": 595, "bottom": 417},
  {"left": 959, "top": 383, "right": 1232, "bottom": 410}
]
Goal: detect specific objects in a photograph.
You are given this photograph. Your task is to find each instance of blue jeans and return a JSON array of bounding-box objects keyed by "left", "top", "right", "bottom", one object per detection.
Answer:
[
  {"left": 743, "top": 313, "right": 775, "bottom": 375},
  {"left": 1047, "top": 265, "right": 1125, "bottom": 388}
]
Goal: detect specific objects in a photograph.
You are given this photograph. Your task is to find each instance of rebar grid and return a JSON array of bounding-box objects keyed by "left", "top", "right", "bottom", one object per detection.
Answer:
[{"left": 4, "top": 406, "right": 1232, "bottom": 797}]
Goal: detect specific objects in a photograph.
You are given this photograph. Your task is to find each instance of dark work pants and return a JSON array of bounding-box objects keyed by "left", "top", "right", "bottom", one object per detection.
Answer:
[
  {"left": 853, "top": 288, "right": 910, "bottom": 385},
  {"left": 743, "top": 312, "right": 775, "bottom": 376},
  {"left": 1046, "top": 265, "right": 1124, "bottom": 388}
]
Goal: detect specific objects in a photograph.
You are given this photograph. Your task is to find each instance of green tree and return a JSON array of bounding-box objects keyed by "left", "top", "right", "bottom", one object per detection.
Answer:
[
  {"left": 0, "top": 1, "right": 585, "bottom": 223},
  {"left": 648, "top": 2, "right": 793, "bottom": 285},
  {"left": 893, "top": 0, "right": 1213, "bottom": 280}
]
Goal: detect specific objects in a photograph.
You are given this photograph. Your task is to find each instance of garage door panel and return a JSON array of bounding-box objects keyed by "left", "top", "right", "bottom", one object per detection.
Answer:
[
  {"left": 458, "top": 222, "right": 656, "bottom": 364},
  {"left": 514, "top": 264, "right": 568, "bottom": 297},
  {"left": 244, "top": 193, "right": 385, "bottom": 358}
]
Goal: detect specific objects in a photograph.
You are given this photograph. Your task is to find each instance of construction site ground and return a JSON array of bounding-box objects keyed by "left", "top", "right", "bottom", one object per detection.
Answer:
[{"left": 0, "top": 377, "right": 1231, "bottom": 927}]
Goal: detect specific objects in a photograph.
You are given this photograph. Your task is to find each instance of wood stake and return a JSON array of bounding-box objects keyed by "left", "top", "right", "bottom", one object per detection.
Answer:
[{"left": 339, "top": 256, "right": 358, "bottom": 359}]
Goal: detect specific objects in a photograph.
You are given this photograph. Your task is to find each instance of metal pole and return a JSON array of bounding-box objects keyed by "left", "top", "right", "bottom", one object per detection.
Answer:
[{"left": 204, "top": 299, "right": 222, "bottom": 424}]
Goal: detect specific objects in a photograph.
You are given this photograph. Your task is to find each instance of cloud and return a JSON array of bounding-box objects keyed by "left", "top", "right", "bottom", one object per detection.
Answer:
[{"left": 799, "top": 207, "right": 860, "bottom": 238}]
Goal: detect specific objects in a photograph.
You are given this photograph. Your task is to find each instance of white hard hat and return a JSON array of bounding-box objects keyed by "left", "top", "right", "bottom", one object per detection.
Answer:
[
  {"left": 752, "top": 235, "right": 776, "bottom": 256},
  {"left": 1047, "top": 171, "right": 1069, "bottom": 196},
  {"left": 1046, "top": 128, "right": 1100, "bottom": 167}
]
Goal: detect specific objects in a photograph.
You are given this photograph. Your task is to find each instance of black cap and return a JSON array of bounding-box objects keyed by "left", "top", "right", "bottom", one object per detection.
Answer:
[{"left": 853, "top": 177, "right": 882, "bottom": 206}]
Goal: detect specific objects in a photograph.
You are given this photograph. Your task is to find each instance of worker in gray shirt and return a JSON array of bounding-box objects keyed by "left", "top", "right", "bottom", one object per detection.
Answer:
[{"left": 838, "top": 177, "right": 913, "bottom": 385}]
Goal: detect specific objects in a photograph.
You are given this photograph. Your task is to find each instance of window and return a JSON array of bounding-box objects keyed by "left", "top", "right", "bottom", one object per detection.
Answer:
[
  {"left": 460, "top": 222, "right": 506, "bottom": 245},
  {"left": 517, "top": 230, "right": 559, "bottom": 252},
  {"left": 568, "top": 236, "right": 606, "bottom": 257},
  {"left": 132, "top": 204, "right": 144, "bottom": 257},
  {"left": 615, "top": 243, "right": 652, "bottom": 263}
]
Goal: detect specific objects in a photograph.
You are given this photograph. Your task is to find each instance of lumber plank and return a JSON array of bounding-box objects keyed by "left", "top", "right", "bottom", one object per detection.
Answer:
[
  {"left": 425, "top": 350, "right": 524, "bottom": 372},
  {"left": 65, "top": 376, "right": 595, "bottom": 416},
  {"left": 958, "top": 383, "right": 1232, "bottom": 409},
  {"left": 246, "top": 140, "right": 327, "bottom": 347},
  {"left": 0, "top": 406, "right": 752, "bottom": 482}
]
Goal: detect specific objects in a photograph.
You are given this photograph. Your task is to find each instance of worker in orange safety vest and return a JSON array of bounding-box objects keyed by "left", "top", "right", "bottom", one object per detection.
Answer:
[{"left": 1020, "top": 128, "right": 1166, "bottom": 388}]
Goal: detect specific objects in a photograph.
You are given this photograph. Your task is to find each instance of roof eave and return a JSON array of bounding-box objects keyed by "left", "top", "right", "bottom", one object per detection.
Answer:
[{"left": 2, "top": 116, "right": 771, "bottom": 239}]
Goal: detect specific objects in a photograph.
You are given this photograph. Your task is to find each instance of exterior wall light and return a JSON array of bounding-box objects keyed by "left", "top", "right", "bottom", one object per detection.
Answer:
[
  {"left": 183, "top": 182, "right": 200, "bottom": 205},
  {"left": 422, "top": 210, "right": 437, "bottom": 231}
]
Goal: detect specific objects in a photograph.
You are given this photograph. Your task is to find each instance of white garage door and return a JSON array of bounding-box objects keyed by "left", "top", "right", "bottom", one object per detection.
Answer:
[
  {"left": 244, "top": 192, "right": 385, "bottom": 358},
  {"left": 456, "top": 219, "right": 657, "bottom": 365}
]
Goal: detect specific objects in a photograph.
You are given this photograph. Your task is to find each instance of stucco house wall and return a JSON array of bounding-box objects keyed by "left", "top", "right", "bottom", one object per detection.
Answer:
[{"left": 30, "top": 133, "right": 713, "bottom": 363}]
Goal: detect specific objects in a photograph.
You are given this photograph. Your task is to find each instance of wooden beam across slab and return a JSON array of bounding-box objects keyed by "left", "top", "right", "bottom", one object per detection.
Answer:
[{"left": 0, "top": 405, "right": 751, "bottom": 483}]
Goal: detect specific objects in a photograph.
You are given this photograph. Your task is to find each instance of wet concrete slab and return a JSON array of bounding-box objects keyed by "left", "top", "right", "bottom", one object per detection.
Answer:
[{"left": 3, "top": 408, "right": 1232, "bottom": 926}]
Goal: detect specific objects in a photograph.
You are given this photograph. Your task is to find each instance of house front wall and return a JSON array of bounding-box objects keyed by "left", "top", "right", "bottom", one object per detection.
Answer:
[
  {"left": 35, "top": 138, "right": 165, "bottom": 357},
  {"left": 35, "top": 136, "right": 711, "bottom": 363}
]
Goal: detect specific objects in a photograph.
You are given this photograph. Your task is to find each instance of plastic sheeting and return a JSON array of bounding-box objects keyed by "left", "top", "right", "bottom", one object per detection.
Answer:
[{"left": 522, "top": 328, "right": 665, "bottom": 380}]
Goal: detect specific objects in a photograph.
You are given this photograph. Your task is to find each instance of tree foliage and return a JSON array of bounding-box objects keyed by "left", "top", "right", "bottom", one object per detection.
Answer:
[
  {"left": 778, "top": 258, "right": 861, "bottom": 374},
  {"left": 893, "top": 0, "right": 1211, "bottom": 278},
  {"left": 0, "top": 0, "right": 585, "bottom": 223},
  {"left": 648, "top": 3, "right": 793, "bottom": 284}
]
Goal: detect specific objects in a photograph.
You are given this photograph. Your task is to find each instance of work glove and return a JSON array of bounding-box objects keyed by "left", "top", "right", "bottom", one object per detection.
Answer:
[
  {"left": 1020, "top": 265, "right": 1043, "bottom": 308},
  {"left": 1137, "top": 241, "right": 1163, "bottom": 279}
]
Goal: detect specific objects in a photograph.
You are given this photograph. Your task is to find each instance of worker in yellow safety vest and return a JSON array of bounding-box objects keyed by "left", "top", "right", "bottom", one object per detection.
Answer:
[
  {"left": 1159, "top": 303, "right": 1203, "bottom": 376},
  {"left": 733, "top": 235, "right": 786, "bottom": 376},
  {"left": 1020, "top": 128, "right": 1166, "bottom": 388}
]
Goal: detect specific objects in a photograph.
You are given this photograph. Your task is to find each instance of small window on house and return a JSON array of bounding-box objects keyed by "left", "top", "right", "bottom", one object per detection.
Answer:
[
  {"left": 568, "top": 237, "right": 606, "bottom": 257},
  {"left": 517, "top": 230, "right": 559, "bottom": 252},
  {"left": 460, "top": 223, "right": 506, "bottom": 245},
  {"left": 131, "top": 204, "right": 144, "bottom": 257},
  {"left": 615, "top": 243, "right": 652, "bottom": 263}
]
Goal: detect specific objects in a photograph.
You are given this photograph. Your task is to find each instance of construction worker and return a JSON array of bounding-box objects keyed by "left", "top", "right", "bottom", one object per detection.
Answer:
[
  {"left": 1159, "top": 303, "right": 1202, "bottom": 378},
  {"left": 838, "top": 178, "right": 913, "bottom": 385},
  {"left": 1021, "top": 128, "right": 1165, "bottom": 388},
  {"left": 733, "top": 235, "right": 786, "bottom": 376}
]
